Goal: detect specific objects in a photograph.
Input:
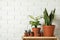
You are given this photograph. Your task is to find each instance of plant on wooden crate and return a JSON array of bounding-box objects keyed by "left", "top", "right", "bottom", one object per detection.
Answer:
[
  {"left": 29, "top": 15, "right": 41, "bottom": 36},
  {"left": 43, "top": 8, "right": 56, "bottom": 36}
]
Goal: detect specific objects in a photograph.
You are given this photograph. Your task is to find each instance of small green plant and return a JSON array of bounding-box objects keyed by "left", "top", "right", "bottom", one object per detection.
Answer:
[
  {"left": 29, "top": 15, "right": 41, "bottom": 28},
  {"left": 43, "top": 8, "right": 56, "bottom": 26}
]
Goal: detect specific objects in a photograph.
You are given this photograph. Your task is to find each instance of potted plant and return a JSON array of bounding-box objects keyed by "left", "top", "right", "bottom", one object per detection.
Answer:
[
  {"left": 43, "top": 8, "right": 56, "bottom": 36},
  {"left": 29, "top": 15, "right": 41, "bottom": 36}
]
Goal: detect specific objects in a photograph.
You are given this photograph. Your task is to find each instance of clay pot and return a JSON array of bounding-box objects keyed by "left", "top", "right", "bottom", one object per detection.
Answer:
[
  {"left": 38, "top": 32, "right": 41, "bottom": 36},
  {"left": 30, "top": 32, "right": 34, "bottom": 36},
  {"left": 43, "top": 25, "right": 55, "bottom": 37},
  {"left": 24, "top": 30, "right": 29, "bottom": 36},
  {"left": 24, "top": 33, "right": 29, "bottom": 36},
  {"left": 32, "top": 28, "right": 41, "bottom": 36},
  {"left": 40, "top": 31, "right": 43, "bottom": 36}
]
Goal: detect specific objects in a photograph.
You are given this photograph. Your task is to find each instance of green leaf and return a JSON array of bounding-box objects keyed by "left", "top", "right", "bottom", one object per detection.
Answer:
[
  {"left": 29, "top": 15, "right": 41, "bottom": 28},
  {"left": 43, "top": 8, "right": 56, "bottom": 25},
  {"left": 49, "top": 9, "right": 56, "bottom": 25},
  {"left": 29, "top": 15, "right": 35, "bottom": 20},
  {"left": 35, "top": 16, "right": 42, "bottom": 20},
  {"left": 43, "top": 8, "right": 50, "bottom": 25},
  {"left": 43, "top": 8, "right": 48, "bottom": 16}
]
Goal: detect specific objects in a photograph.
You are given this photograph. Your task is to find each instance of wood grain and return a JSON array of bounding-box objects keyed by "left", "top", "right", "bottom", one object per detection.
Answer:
[{"left": 23, "top": 37, "right": 58, "bottom": 40}]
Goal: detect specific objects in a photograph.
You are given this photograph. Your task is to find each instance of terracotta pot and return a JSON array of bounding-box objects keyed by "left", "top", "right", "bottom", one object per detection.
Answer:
[
  {"left": 43, "top": 25, "right": 55, "bottom": 37},
  {"left": 40, "top": 31, "right": 43, "bottom": 36},
  {"left": 24, "top": 33, "right": 29, "bottom": 36},
  {"left": 30, "top": 32, "right": 34, "bottom": 36},
  {"left": 32, "top": 28, "right": 41, "bottom": 36}
]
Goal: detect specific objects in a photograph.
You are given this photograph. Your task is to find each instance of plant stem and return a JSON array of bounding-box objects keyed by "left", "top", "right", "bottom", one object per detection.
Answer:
[{"left": 35, "top": 25, "right": 37, "bottom": 28}]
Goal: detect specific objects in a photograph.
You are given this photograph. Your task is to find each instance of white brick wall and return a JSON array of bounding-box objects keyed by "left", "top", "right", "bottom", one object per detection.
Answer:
[{"left": 0, "top": 0, "right": 60, "bottom": 40}]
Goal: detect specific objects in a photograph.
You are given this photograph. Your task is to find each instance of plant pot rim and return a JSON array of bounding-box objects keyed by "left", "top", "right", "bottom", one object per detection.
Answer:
[
  {"left": 43, "top": 25, "right": 55, "bottom": 28},
  {"left": 43, "top": 25, "right": 55, "bottom": 26},
  {"left": 32, "top": 28, "right": 40, "bottom": 29}
]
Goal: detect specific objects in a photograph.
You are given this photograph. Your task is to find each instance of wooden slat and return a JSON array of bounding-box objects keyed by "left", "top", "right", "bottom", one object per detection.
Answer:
[
  {"left": 23, "top": 36, "right": 57, "bottom": 39},
  {"left": 23, "top": 36, "right": 58, "bottom": 40}
]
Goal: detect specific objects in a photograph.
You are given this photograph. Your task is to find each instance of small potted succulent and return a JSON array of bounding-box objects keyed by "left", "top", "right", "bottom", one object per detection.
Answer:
[
  {"left": 43, "top": 8, "right": 56, "bottom": 36},
  {"left": 24, "top": 30, "right": 28, "bottom": 36},
  {"left": 29, "top": 15, "right": 41, "bottom": 36}
]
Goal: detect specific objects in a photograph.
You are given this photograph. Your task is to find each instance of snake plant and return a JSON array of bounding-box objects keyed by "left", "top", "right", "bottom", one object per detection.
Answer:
[
  {"left": 43, "top": 8, "right": 56, "bottom": 26},
  {"left": 29, "top": 15, "right": 41, "bottom": 28}
]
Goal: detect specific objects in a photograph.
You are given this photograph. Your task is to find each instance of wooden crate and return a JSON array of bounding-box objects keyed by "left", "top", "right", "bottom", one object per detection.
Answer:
[{"left": 23, "top": 37, "right": 58, "bottom": 40}]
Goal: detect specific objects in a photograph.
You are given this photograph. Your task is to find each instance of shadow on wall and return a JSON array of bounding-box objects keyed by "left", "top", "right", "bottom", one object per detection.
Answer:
[
  {"left": 55, "top": 16, "right": 60, "bottom": 29},
  {"left": 54, "top": 16, "right": 60, "bottom": 39}
]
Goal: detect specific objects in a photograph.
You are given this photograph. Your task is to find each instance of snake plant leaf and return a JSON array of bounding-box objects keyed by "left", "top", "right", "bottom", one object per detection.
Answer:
[
  {"left": 52, "top": 9, "right": 56, "bottom": 19},
  {"left": 43, "top": 8, "right": 48, "bottom": 16},
  {"left": 43, "top": 8, "right": 48, "bottom": 21},
  {"left": 43, "top": 8, "right": 50, "bottom": 25},
  {"left": 49, "top": 11, "right": 53, "bottom": 25},
  {"left": 44, "top": 15, "right": 50, "bottom": 25},
  {"left": 49, "top": 9, "right": 56, "bottom": 25},
  {"left": 43, "top": 8, "right": 56, "bottom": 25}
]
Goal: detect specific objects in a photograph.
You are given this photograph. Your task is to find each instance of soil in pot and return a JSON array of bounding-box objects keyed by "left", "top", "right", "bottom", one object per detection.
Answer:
[{"left": 43, "top": 25, "right": 55, "bottom": 37}]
